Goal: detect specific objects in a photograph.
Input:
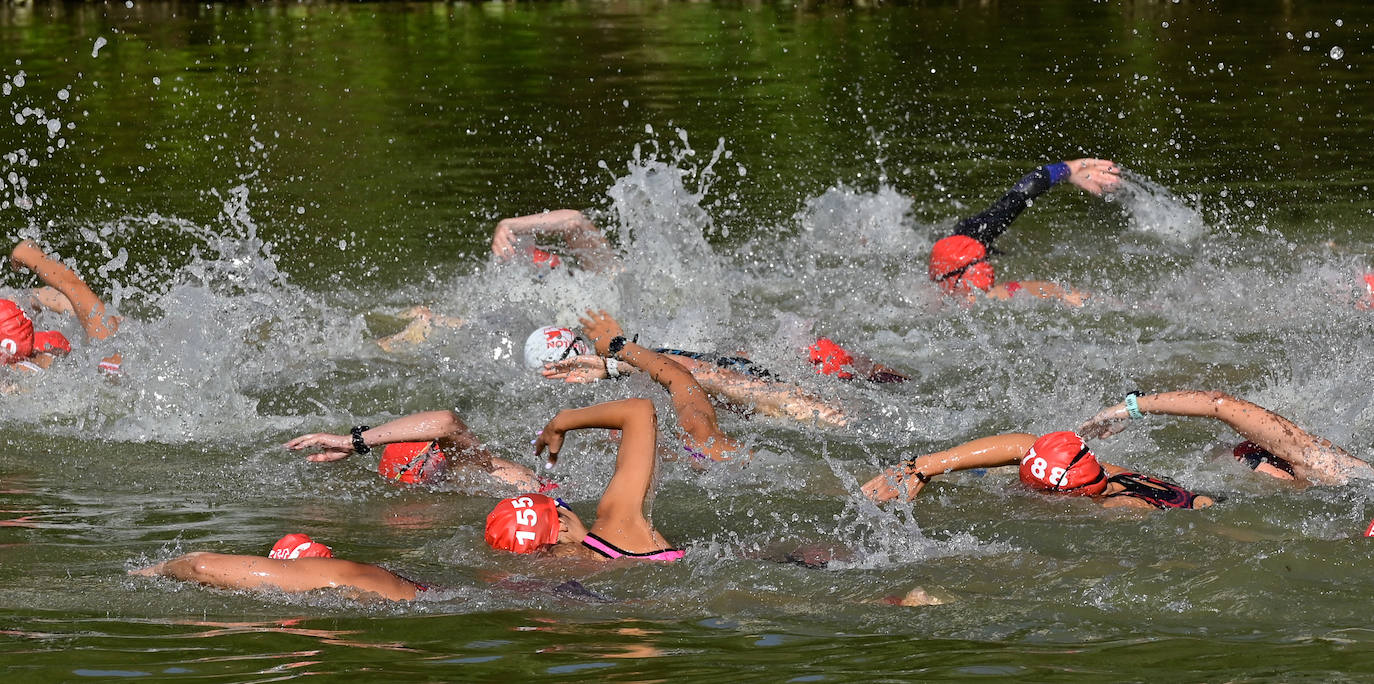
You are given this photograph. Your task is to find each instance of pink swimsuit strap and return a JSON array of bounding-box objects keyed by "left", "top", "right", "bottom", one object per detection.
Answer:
[{"left": 581, "top": 532, "right": 685, "bottom": 562}]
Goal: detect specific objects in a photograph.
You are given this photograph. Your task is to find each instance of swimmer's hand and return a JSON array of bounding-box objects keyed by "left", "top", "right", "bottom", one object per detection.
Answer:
[
  {"left": 285, "top": 433, "right": 354, "bottom": 462},
  {"left": 1077, "top": 404, "right": 1131, "bottom": 440},
  {"left": 490, "top": 220, "right": 519, "bottom": 260},
  {"left": 533, "top": 416, "right": 567, "bottom": 469},
  {"left": 1064, "top": 158, "right": 1122, "bottom": 197},
  {"left": 10, "top": 239, "right": 43, "bottom": 272},
  {"left": 542, "top": 355, "right": 610, "bottom": 384},
  {"left": 577, "top": 309, "right": 624, "bottom": 356},
  {"left": 860, "top": 467, "right": 928, "bottom": 503}
]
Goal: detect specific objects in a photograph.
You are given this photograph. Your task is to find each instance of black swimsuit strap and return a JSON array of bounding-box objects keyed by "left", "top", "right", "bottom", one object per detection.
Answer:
[
  {"left": 655, "top": 348, "right": 777, "bottom": 380},
  {"left": 1106, "top": 472, "right": 1200, "bottom": 509}
]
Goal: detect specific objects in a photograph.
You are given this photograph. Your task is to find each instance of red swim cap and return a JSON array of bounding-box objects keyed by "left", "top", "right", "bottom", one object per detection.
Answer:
[
  {"left": 528, "top": 246, "right": 563, "bottom": 269},
  {"left": 928, "top": 235, "right": 994, "bottom": 294},
  {"left": 808, "top": 337, "right": 854, "bottom": 379},
  {"left": 378, "top": 441, "right": 449, "bottom": 485},
  {"left": 33, "top": 330, "right": 71, "bottom": 355},
  {"left": 1019, "top": 431, "right": 1107, "bottom": 496},
  {"left": 486, "top": 494, "right": 560, "bottom": 554},
  {"left": 268, "top": 533, "right": 334, "bottom": 560},
  {"left": 0, "top": 299, "right": 35, "bottom": 361}
]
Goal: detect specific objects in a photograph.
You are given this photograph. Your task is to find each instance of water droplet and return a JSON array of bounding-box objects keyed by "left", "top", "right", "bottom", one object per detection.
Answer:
[
  {"left": 92, "top": 37, "right": 107, "bottom": 58},
  {"left": 57, "top": 88, "right": 69, "bottom": 100},
  {"left": 1330, "top": 46, "right": 1344, "bottom": 60}
]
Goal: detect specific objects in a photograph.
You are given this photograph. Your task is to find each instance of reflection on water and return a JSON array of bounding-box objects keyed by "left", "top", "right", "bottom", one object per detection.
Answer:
[{"left": 2, "top": 0, "right": 1374, "bottom": 680}]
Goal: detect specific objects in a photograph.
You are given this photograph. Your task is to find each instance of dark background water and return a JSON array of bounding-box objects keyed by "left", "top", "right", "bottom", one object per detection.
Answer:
[{"left": 2, "top": 1, "right": 1373, "bottom": 680}]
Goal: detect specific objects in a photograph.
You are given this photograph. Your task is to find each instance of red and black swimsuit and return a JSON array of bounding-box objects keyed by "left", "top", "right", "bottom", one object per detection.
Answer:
[{"left": 1105, "top": 472, "right": 1204, "bottom": 509}]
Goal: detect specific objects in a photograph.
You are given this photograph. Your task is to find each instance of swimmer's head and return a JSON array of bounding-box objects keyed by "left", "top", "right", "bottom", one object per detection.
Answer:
[
  {"left": 523, "top": 326, "right": 588, "bottom": 368},
  {"left": 0, "top": 300, "right": 72, "bottom": 363},
  {"left": 1020, "top": 431, "right": 1108, "bottom": 497},
  {"left": 378, "top": 441, "right": 449, "bottom": 485},
  {"left": 268, "top": 533, "right": 334, "bottom": 560},
  {"left": 1233, "top": 440, "right": 1296, "bottom": 478},
  {"left": 528, "top": 246, "right": 563, "bottom": 269},
  {"left": 928, "top": 235, "right": 994, "bottom": 294},
  {"left": 485, "top": 494, "right": 563, "bottom": 554},
  {"left": 808, "top": 337, "right": 854, "bottom": 379},
  {"left": 0, "top": 299, "right": 35, "bottom": 362}
]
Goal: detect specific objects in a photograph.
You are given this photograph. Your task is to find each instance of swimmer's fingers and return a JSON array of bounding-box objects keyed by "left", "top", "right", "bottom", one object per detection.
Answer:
[
  {"left": 9, "top": 239, "right": 41, "bottom": 272},
  {"left": 860, "top": 469, "right": 902, "bottom": 503},
  {"left": 1076, "top": 407, "right": 1130, "bottom": 440},
  {"left": 1065, "top": 158, "right": 1123, "bottom": 196},
  {"left": 129, "top": 561, "right": 165, "bottom": 577},
  {"left": 491, "top": 223, "right": 517, "bottom": 260},
  {"left": 397, "top": 305, "right": 432, "bottom": 320},
  {"left": 533, "top": 429, "right": 564, "bottom": 459},
  {"left": 577, "top": 309, "right": 624, "bottom": 356},
  {"left": 285, "top": 433, "right": 352, "bottom": 453},
  {"left": 305, "top": 448, "right": 352, "bottom": 463},
  {"left": 543, "top": 355, "right": 607, "bottom": 382}
]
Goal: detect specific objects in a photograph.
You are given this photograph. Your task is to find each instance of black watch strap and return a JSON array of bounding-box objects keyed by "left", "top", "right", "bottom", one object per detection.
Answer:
[
  {"left": 351, "top": 425, "right": 372, "bottom": 454},
  {"left": 607, "top": 336, "right": 628, "bottom": 355}
]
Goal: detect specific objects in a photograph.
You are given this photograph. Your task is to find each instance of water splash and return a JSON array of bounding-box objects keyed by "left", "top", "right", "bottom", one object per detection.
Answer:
[{"left": 1110, "top": 169, "right": 1207, "bottom": 243}]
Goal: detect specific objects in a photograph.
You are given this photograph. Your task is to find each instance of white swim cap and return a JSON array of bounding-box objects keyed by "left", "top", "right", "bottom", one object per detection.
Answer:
[{"left": 523, "top": 326, "right": 588, "bottom": 368}]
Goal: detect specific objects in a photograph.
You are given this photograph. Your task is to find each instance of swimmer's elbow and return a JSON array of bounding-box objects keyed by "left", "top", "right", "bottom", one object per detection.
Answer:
[
  {"left": 624, "top": 398, "right": 657, "bottom": 428},
  {"left": 438, "top": 410, "right": 463, "bottom": 432}
]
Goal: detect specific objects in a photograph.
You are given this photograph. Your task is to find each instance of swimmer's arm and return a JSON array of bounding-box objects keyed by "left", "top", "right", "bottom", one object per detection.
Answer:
[
  {"left": 953, "top": 158, "right": 1121, "bottom": 248},
  {"left": 1080, "top": 391, "right": 1371, "bottom": 485},
  {"left": 843, "top": 352, "right": 911, "bottom": 383},
  {"left": 687, "top": 363, "right": 848, "bottom": 428},
  {"left": 619, "top": 341, "right": 735, "bottom": 457},
  {"left": 10, "top": 240, "right": 118, "bottom": 341},
  {"left": 541, "top": 354, "right": 640, "bottom": 383},
  {"left": 536, "top": 399, "right": 658, "bottom": 524},
  {"left": 985, "top": 280, "right": 1089, "bottom": 307},
  {"left": 579, "top": 309, "right": 737, "bottom": 459},
  {"left": 27, "top": 286, "right": 74, "bottom": 315},
  {"left": 861, "top": 433, "right": 1035, "bottom": 502},
  {"left": 492, "top": 210, "right": 616, "bottom": 272},
  {"left": 131, "top": 552, "right": 420, "bottom": 601},
  {"left": 374, "top": 306, "right": 465, "bottom": 352},
  {"left": 286, "top": 410, "right": 492, "bottom": 468}
]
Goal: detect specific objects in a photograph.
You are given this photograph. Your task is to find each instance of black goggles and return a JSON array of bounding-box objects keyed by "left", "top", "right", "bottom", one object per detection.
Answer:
[
  {"left": 934, "top": 258, "right": 988, "bottom": 283},
  {"left": 1055, "top": 444, "right": 1105, "bottom": 492}
]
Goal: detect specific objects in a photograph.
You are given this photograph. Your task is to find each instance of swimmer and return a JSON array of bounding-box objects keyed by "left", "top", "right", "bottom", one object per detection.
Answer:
[
  {"left": 2, "top": 240, "right": 121, "bottom": 377},
  {"left": 862, "top": 390, "right": 1369, "bottom": 507},
  {"left": 929, "top": 158, "right": 1121, "bottom": 305},
  {"left": 527, "top": 324, "right": 849, "bottom": 428},
  {"left": 486, "top": 397, "right": 686, "bottom": 561},
  {"left": 137, "top": 399, "right": 678, "bottom": 599},
  {"left": 1076, "top": 390, "right": 1370, "bottom": 485},
  {"left": 286, "top": 409, "right": 546, "bottom": 491},
  {"left": 578, "top": 309, "right": 750, "bottom": 460},
  {"left": 540, "top": 333, "right": 907, "bottom": 385},
  {"left": 374, "top": 305, "right": 466, "bottom": 353},
  {"left": 490, "top": 209, "right": 619, "bottom": 274},
  {"left": 863, "top": 429, "right": 1213, "bottom": 510},
  {"left": 132, "top": 533, "right": 427, "bottom": 601}
]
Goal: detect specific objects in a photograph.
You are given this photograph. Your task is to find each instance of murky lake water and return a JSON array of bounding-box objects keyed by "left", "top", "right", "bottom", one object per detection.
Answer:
[{"left": 2, "top": 1, "right": 1373, "bottom": 680}]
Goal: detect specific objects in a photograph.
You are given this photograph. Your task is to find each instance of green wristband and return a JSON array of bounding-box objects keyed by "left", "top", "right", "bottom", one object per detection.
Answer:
[{"left": 1125, "top": 393, "right": 1143, "bottom": 420}]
